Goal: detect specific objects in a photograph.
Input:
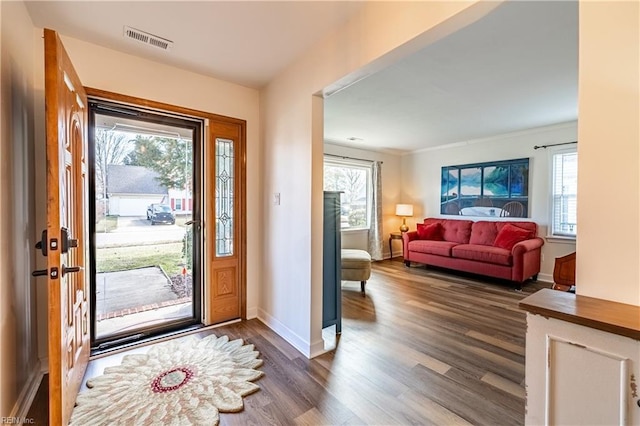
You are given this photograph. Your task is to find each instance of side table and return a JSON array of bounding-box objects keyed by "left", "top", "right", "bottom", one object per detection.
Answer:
[{"left": 389, "top": 232, "right": 404, "bottom": 259}]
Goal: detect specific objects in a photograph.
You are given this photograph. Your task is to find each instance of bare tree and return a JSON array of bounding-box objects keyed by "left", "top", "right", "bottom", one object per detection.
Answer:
[
  {"left": 95, "top": 129, "right": 132, "bottom": 199},
  {"left": 340, "top": 168, "right": 365, "bottom": 205}
]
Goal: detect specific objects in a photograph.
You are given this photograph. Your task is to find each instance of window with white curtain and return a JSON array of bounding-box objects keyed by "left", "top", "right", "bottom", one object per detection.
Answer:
[
  {"left": 323, "top": 157, "right": 371, "bottom": 229},
  {"left": 550, "top": 149, "right": 578, "bottom": 238}
]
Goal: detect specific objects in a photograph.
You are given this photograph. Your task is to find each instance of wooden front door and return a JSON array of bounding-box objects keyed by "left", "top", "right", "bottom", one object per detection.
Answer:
[
  {"left": 44, "top": 28, "right": 90, "bottom": 425},
  {"left": 206, "top": 119, "right": 246, "bottom": 324}
]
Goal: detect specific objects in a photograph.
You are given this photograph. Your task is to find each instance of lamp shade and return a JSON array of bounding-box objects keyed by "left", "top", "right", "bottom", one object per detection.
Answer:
[{"left": 395, "top": 204, "right": 414, "bottom": 217}]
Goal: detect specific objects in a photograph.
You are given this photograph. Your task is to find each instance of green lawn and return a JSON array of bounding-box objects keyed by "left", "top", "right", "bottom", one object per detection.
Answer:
[{"left": 96, "top": 242, "right": 184, "bottom": 275}]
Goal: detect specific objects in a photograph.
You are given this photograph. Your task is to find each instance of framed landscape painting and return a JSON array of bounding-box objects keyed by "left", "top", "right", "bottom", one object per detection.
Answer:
[{"left": 441, "top": 158, "right": 529, "bottom": 218}]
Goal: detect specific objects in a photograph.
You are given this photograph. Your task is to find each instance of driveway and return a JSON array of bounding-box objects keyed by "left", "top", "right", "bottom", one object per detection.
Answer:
[{"left": 96, "top": 215, "right": 186, "bottom": 248}]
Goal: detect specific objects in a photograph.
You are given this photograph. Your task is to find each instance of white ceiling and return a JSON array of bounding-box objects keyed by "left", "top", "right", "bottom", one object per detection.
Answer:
[
  {"left": 25, "top": 1, "right": 578, "bottom": 154},
  {"left": 324, "top": 0, "right": 579, "bottom": 153},
  {"left": 25, "top": 1, "right": 363, "bottom": 88}
]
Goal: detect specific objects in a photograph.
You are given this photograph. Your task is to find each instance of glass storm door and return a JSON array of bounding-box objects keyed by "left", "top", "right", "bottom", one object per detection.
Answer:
[{"left": 88, "top": 101, "right": 202, "bottom": 348}]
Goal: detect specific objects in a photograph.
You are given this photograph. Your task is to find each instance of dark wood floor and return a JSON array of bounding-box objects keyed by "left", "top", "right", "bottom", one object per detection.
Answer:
[{"left": 28, "top": 259, "right": 549, "bottom": 425}]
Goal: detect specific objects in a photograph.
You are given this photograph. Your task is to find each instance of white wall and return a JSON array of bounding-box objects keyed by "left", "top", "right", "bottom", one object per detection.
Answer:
[
  {"left": 324, "top": 143, "right": 403, "bottom": 258},
  {"left": 260, "top": 1, "right": 499, "bottom": 357},
  {"left": 31, "top": 33, "right": 262, "bottom": 359},
  {"left": 0, "top": 0, "right": 40, "bottom": 416},
  {"left": 401, "top": 122, "right": 577, "bottom": 281},
  {"left": 576, "top": 1, "right": 640, "bottom": 306}
]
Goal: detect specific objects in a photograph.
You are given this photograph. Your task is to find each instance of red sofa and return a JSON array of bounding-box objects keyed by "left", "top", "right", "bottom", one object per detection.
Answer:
[{"left": 403, "top": 218, "right": 544, "bottom": 288}]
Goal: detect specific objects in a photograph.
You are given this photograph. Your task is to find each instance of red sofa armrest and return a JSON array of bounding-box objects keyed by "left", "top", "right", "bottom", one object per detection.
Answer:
[
  {"left": 512, "top": 237, "right": 544, "bottom": 255},
  {"left": 511, "top": 237, "right": 545, "bottom": 282},
  {"left": 403, "top": 231, "right": 418, "bottom": 256}
]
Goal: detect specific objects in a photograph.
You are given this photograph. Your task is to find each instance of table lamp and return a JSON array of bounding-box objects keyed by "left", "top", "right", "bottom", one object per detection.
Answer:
[{"left": 395, "top": 204, "right": 413, "bottom": 232}]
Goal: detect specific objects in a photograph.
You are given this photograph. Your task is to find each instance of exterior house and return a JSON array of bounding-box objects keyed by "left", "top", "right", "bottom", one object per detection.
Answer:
[
  {"left": 168, "top": 188, "right": 193, "bottom": 214},
  {"left": 106, "top": 165, "right": 167, "bottom": 216},
  {"left": 1, "top": 0, "right": 638, "bottom": 422}
]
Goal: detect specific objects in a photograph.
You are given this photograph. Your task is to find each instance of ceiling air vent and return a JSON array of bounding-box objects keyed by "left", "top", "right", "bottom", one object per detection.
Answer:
[{"left": 123, "top": 26, "right": 173, "bottom": 51}]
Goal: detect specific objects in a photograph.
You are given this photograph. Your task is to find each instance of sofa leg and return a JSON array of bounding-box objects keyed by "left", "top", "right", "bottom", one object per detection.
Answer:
[
  {"left": 360, "top": 281, "right": 366, "bottom": 293},
  {"left": 514, "top": 283, "right": 522, "bottom": 291},
  {"left": 404, "top": 260, "right": 410, "bottom": 267},
  {"left": 532, "top": 274, "right": 539, "bottom": 281}
]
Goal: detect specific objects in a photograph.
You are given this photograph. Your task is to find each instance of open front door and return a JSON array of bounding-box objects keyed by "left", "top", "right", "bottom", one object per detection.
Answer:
[{"left": 44, "top": 29, "right": 90, "bottom": 425}]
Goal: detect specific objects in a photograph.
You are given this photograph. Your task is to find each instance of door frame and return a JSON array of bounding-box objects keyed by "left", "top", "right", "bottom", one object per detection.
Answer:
[{"left": 85, "top": 87, "right": 247, "bottom": 340}]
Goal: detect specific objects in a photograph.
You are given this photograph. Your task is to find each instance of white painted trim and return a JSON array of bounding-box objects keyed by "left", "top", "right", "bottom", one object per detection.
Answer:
[
  {"left": 257, "top": 308, "right": 311, "bottom": 358},
  {"left": 246, "top": 306, "right": 258, "bottom": 319},
  {"left": 341, "top": 228, "right": 369, "bottom": 235},
  {"left": 407, "top": 121, "right": 577, "bottom": 155},
  {"left": 537, "top": 273, "right": 553, "bottom": 283},
  {"left": 39, "top": 357, "right": 48, "bottom": 374},
  {"left": 10, "top": 360, "right": 43, "bottom": 419},
  {"left": 309, "top": 337, "right": 330, "bottom": 358},
  {"left": 547, "top": 145, "right": 578, "bottom": 241},
  {"left": 545, "top": 235, "right": 576, "bottom": 244}
]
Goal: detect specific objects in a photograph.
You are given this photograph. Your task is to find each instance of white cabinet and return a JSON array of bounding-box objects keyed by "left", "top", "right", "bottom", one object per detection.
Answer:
[
  {"left": 525, "top": 313, "right": 640, "bottom": 425},
  {"left": 521, "top": 289, "right": 640, "bottom": 426}
]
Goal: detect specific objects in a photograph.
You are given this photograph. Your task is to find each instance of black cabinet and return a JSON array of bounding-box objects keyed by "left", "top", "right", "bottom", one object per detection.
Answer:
[{"left": 322, "top": 191, "right": 341, "bottom": 332}]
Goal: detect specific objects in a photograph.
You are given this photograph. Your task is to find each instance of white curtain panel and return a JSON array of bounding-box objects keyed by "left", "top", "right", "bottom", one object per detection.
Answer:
[{"left": 368, "top": 161, "right": 383, "bottom": 260}]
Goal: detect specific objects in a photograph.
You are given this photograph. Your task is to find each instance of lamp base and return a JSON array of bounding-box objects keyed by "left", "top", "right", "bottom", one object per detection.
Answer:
[{"left": 399, "top": 218, "right": 408, "bottom": 233}]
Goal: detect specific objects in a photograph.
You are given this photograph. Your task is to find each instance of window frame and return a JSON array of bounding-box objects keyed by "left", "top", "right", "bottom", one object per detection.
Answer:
[
  {"left": 548, "top": 146, "right": 578, "bottom": 241},
  {"left": 323, "top": 156, "right": 372, "bottom": 231}
]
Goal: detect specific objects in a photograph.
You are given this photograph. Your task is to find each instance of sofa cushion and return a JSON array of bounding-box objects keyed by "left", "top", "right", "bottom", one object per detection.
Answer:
[
  {"left": 469, "top": 221, "right": 499, "bottom": 246},
  {"left": 452, "top": 244, "right": 512, "bottom": 266},
  {"left": 423, "top": 218, "right": 473, "bottom": 244},
  {"left": 496, "top": 221, "right": 538, "bottom": 234},
  {"left": 417, "top": 223, "right": 443, "bottom": 240},
  {"left": 494, "top": 223, "right": 535, "bottom": 250},
  {"left": 408, "top": 240, "right": 458, "bottom": 257}
]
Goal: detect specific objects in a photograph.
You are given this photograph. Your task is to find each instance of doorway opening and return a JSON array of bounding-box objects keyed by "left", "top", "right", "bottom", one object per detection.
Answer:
[{"left": 88, "top": 100, "right": 203, "bottom": 349}]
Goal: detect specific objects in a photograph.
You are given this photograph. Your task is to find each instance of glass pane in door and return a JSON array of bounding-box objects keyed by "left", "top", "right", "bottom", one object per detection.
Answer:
[
  {"left": 93, "top": 112, "right": 198, "bottom": 341},
  {"left": 215, "top": 138, "right": 234, "bottom": 257}
]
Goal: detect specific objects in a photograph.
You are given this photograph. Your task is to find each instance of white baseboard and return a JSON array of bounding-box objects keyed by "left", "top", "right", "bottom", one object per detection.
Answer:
[
  {"left": 309, "top": 336, "right": 329, "bottom": 358},
  {"left": 246, "top": 306, "right": 258, "bottom": 319},
  {"left": 386, "top": 249, "right": 403, "bottom": 259},
  {"left": 537, "top": 273, "right": 553, "bottom": 283},
  {"left": 257, "top": 308, "right": 312, "bottom": 358},
  {"left": 39, "top": 357, "right": 48, "bottom": 374},
  {"left": 10, "top": 360, "right": 43, "bottom": 419}
]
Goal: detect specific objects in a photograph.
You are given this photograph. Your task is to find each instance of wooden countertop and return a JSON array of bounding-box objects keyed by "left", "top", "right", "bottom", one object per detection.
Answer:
[{"left": 519, "top": 288, "right": 640, "bottom": 340}]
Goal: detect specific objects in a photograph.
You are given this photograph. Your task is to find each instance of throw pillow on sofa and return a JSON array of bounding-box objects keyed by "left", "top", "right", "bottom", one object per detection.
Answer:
[
  {"left": 417, "top": 223, "right": 443, "bottom": 240},
  {"left": 494, "top": 223, "right": 534, "bottom": 250}
]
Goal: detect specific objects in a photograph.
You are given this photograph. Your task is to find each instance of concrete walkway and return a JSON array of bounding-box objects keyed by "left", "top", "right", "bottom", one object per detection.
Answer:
[{"left": 95, "top": 266, "right": 178, "bottom": 316}]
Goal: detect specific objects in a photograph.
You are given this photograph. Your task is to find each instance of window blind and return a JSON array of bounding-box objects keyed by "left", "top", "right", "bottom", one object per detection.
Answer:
[{"left": 551, "top": 151, "right": 578, "bottom": 237}]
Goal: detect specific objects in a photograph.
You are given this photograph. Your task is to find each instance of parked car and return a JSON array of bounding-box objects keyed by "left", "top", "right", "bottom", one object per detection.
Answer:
[{"left": 146, "top": 203, "right": 175, "bottom": 225}]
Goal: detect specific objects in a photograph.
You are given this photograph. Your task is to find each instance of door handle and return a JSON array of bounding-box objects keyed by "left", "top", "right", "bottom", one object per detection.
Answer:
[
  {"left": 61, "top": 265, "right": 83, "bottom": 277},
  {"left": 32, "top": 269, "right": 48, "bottom": 277},
  {"left": 184, "top": 220, "right": 201, "bottom": 231},
  {"left": 32, "top": 268, "right": 58, "bottom": 279},
  {"left": 35, "top": 230, "right": 48, "bottom": 256}
]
